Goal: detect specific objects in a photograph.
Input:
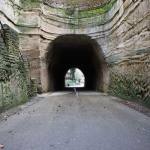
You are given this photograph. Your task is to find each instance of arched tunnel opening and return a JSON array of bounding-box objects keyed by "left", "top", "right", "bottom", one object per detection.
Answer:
[
  {"left": 65, "top": 68, "right": 85, "bottom": 88},
  {"left": 46, "top": 34, "right": 107, "bottom": 91}
]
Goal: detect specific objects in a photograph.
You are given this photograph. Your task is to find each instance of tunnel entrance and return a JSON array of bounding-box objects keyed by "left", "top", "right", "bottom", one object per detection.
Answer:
[
  {"left": 46, "top": 34, "right": 107, "bottom": 91},
  {"left": 65, "top": 68, "right": 85, "bottom": 88}
]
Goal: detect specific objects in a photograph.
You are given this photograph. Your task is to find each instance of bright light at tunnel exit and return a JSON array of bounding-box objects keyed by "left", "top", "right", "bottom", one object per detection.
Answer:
[{"left": 65, "top": 68, "right": 85, "bottom": 88}]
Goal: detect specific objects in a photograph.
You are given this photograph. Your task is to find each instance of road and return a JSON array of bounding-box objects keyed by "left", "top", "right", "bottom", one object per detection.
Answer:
[{"left": 0, "top": 92, "right": 150, "bottom": 150}]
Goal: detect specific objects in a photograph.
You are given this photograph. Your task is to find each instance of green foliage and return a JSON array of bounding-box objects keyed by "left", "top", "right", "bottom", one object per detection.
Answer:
[
  {"left": 20, "top": 0, "right": 40, "bottom": 8},
  {"left": 109, "top": 70, "right": 150, "bottom": 108},
  {"left": 46, "top": 0, "right": 117, "bottom": 30},
  {"left": 0, "top": 24, "right": 36, "bottom": 113},
  {"left": 78, "top": 0, "right": 117, "bottom": 18},
  {"left": 20, "top": 0, "right": 40, "bottom": 3},
  {"left": 47, "top": 0, "right": 117, "bottom": 18}
]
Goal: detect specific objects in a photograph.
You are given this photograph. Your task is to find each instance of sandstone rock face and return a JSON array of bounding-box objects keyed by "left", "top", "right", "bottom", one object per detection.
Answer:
[
  {"left": 43, "top": 0, "right": 110, "bottom": 9},
  {"left": 0, "top": 24, "right": 36, "bottom": 112},
  {"left": 0, "top": 0, "right": 150, "bottom": 106}
]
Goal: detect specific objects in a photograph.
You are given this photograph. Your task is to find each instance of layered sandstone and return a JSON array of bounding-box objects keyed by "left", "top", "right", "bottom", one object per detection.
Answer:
[{"left": 0, "top": 0, "right": 150, "bottom": 107}]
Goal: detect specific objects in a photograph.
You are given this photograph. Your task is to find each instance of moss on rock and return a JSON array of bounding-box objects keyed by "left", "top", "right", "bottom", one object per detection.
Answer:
[
  {"left": 0, "top": 24, "right": 37, "bottom": 113},
  {"left": 109, "top": 62, "right": 150, "bottom": 108},
  {"left": 20, "top": 0, "right": 40, "bottom": 9}
]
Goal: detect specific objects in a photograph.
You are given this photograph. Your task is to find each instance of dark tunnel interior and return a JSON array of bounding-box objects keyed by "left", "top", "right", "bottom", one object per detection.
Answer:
[{"left": 46, "top": 34, "right": 107, "bottom": 91}]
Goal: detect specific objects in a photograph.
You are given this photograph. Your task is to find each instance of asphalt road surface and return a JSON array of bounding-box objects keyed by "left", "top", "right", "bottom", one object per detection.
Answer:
[{"left": 0, "top": 92, "right": 150, "bottom": 150}]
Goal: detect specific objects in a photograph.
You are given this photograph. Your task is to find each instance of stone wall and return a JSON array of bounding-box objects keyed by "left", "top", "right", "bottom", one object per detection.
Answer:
[
  {"left": 0, "top": 0, "right": 150, "bottom": 106},
  {"left": 0, "top": 24, "right": 36, "bottom": 112},
  {"left": 106, "top": 0, "right": 150, "bottom": 106},
  {"left": 109, "top": 56, "right": 150, "bottom": 107}
]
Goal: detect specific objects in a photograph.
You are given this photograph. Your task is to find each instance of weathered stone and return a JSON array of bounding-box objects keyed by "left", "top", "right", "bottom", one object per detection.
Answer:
[
  {"left": 0, "top": 24, "right": 35, "bottom": 112},
  {"left": 0, "top": 0, "right": 150, "bottom": 106}
]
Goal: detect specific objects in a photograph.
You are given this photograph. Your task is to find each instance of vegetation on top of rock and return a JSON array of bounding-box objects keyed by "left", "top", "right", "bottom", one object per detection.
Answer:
[
  {"left": 45, "top": 0, "right": 117, "bottom": 18},
  {"left": 20, "top": 0, "right": 40, "bottom": 8},
  {"left": 43, "top": 0, "right": 110, "bottom": 9}
]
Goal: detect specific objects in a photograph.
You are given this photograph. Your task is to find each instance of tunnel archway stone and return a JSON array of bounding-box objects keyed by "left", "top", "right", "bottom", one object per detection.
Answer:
[{"left": 41, "top": 34, "right": 109, "bottom": 92}]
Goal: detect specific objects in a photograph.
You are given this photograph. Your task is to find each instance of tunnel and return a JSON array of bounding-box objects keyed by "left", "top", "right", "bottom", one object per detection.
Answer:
[{"left": 46, "top": 34, "right": 107, "bottom": 91}]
